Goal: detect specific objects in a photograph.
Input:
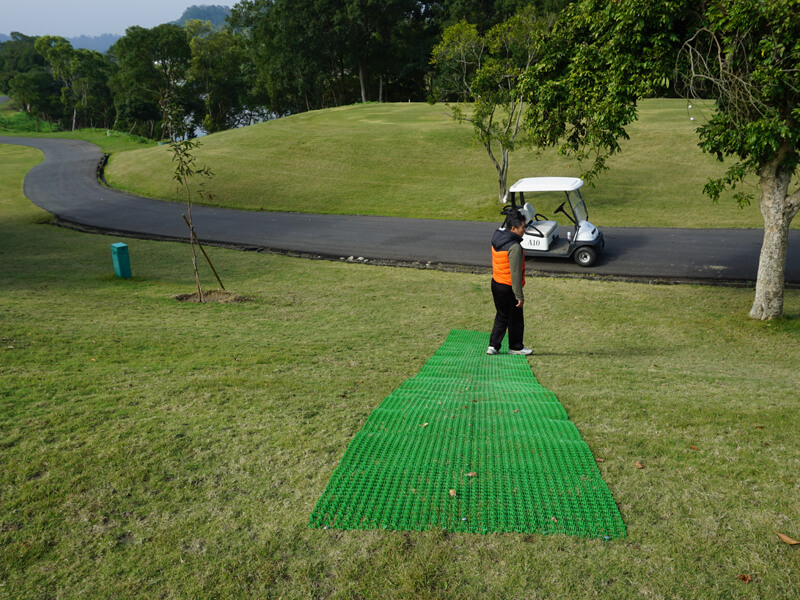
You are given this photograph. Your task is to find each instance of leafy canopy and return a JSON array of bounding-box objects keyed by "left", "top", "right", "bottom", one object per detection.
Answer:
[
  {"left": 521, "top": 0, "right": 697, "bottom": 181},
  {"left": 431, "top": 7, "right": 552, "bottom": 200},
  {"left": 678, "top": 0, "right": 800, "bottom": 206}
]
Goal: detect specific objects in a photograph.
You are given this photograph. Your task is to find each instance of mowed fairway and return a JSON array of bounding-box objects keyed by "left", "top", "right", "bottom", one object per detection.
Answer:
[
  {"left": 2, "top": 140, "right": 800, "bottom": 599},
  {"left": 106, "top": 99, "right": 787, "bottom": 228}
]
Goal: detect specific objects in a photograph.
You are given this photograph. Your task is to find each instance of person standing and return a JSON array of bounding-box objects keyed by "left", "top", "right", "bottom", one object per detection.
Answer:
[{"left": 488, "top": 211, "right": 533, "bottom": 355}]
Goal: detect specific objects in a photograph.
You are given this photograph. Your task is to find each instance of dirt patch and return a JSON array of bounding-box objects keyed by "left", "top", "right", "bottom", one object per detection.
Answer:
[{"left": 173, "top": 289, "right": 250, "bottom": 303}]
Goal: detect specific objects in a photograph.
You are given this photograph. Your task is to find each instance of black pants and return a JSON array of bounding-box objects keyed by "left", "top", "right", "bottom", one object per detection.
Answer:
[{"left": 489, "top": 279, "right": 525, "bottom": 351}]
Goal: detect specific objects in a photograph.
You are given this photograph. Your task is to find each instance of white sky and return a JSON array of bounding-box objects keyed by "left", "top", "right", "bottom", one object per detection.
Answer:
[{"left": 3, "top": 1, "right": 216, "bottom": 37}]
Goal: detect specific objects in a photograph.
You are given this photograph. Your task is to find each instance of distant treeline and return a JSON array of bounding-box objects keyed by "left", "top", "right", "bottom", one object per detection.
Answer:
[
  {"left": 0, "top": 33, "right": 120, "bottom": 54},
  {"left": 0, "top": 0, "right": 569, "bottom": 138}
]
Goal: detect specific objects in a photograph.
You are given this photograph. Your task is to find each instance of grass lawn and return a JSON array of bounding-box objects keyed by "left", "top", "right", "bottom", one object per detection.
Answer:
[
  {"left": 2, "top": 143, "right": 800, "bottom": 599},
  {"left": 0, "top": 127, "right": 156, "bottom": 154},
  {"left": 105, "top": 99, "right": 795, "bottom": 229},
  {"left": 1, "top": 97, "right": 156, "bottom": 153},
  {"left": 0, "top": 101, "right": 50, "bottom": 135}
]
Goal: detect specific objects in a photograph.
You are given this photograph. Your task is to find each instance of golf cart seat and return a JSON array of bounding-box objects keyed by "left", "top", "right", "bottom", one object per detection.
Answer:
[
  {"left": 522, "top": 219, "right": 559, "bottom": 251},
  {"left": 526, "top": 219, "right": 558, "bottom": 239},
  {"left": 518, "top": 202, "right": 558, "bottom": 240}
]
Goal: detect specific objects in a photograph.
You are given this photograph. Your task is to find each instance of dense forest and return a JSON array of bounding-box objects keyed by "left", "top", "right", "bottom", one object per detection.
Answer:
[{"left": 0, "top": 0, "right": 570, "bottom": 138}]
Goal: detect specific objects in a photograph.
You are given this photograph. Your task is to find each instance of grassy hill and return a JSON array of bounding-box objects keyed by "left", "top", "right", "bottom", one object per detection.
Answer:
[
  {"left": 2, "top": 142, "right": 800, "bottom": 598},
  {"left": 107, "top": 99, "right": 780, "bottom": 228}
]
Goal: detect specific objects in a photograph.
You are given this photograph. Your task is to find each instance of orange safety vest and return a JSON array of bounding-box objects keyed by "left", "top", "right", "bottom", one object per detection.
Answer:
[{"left": 491, "top": 246, "right": 526, "bottom": 287}]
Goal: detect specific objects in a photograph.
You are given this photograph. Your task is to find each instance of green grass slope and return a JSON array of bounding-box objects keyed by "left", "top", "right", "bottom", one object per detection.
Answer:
[
  {"left": 107, "top": 99, "right": 780, "bottom": 228},
  {"left": 2, "top": 142, "right": 800, "bottom": 599}
]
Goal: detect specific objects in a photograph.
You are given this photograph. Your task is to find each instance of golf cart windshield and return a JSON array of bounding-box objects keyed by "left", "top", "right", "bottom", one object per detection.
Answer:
[{"left": 568, "top": 190, "right": 588, "bottom": 223}]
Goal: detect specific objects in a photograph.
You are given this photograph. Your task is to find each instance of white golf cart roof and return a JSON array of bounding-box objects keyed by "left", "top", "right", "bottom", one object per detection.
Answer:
[{"left": 509, "top": 177, "right": 584, "bottom": 193}]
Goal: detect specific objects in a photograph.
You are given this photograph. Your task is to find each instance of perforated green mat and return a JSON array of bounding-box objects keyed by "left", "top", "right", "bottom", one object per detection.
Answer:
[{"left": 309, "top": 330, "right": 626, "bottom": 539}]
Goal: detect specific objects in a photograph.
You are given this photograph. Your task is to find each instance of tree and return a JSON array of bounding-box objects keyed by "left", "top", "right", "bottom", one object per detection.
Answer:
[
  {"left": 164, "top": 101, "right": 224, "bottom": 302},
  {"left": 444, "top": 0, "right": 569, "bottom": 31},
  {"left": 34, "top": 36, "right": 113, "bottom": 131},
  {"left": 229, "top": 0, "right": 348, "bottom": 114},
  {"left": 8, "top": 66, "right": 62, "bottom": 129},
  {"left": 34, "top": 36, "right": 81, "bottom": 130},
  {"left": 677, "top": 0, "right": 800, "bottom": 320},
  {"left": 385, "top": 5, "right": 445, "bottom": 102},
  {"left": 229, "top": 0, "right": 448, "bottom": 113},
  {"left": 238, "top": 0, "right": 356, "bottom": 112},
  {"left": 343, "top": 0, "right": 424, "bottom": 103},
  {"left": 109, "top": 24, "right": 194, "bottom": 140},
  {"left": 185, "top": 20, "right": 264, "bottom": 133},
  {"left": 520, "top": 0, "right": 696, "bottom": 183},
  {"left": 431, "top": 8, "right": 551, "bottom": 202},
  {"left": 70, "top": 49, "right": 114, "bottom": 129},
  {"left": 0, "top": 32, "right": 47, "bottom": 93}
]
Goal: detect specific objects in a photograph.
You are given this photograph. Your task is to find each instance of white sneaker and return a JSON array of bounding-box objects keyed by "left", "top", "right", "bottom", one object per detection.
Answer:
[
  {"left": 508, "top": 347, "right": 533, "bottom": 355},
  {"left": 486, "top": 346, "right": 499, "bottom": 355}
]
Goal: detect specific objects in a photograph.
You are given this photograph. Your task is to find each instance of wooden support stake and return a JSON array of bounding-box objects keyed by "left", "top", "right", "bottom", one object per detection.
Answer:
[{"left": 182, "top": 214, "right": 225, "bottom": 290}]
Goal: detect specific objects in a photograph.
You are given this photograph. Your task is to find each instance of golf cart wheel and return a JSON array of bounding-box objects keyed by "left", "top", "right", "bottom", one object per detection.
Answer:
[{"left": 574, "top": 246, "right": 597, "bottom": 267}]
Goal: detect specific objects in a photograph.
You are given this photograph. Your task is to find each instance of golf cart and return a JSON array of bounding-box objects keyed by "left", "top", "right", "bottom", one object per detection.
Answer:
[{"left": 501, "top": 177, "right": 604, "bottom": 267}]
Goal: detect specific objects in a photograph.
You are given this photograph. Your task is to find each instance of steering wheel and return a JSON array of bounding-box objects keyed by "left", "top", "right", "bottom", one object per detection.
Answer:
[{"left": 554, "top": 201, "right": 576, "bottom": 225}]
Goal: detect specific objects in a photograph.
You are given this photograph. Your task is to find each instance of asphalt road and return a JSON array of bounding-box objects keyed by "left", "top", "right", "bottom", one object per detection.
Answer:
[{"left": 2, "top": 135, "right": 799, "bottom": 284}]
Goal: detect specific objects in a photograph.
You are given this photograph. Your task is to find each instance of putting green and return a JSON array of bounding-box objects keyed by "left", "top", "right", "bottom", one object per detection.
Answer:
[{"left": 309, "top": 330, "right": 625, "bottom": 538}]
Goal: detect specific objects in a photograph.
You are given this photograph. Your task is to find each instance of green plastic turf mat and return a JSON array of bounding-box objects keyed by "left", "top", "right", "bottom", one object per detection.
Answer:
[{"left": 309, "top": 330, "right": 626, "bottom": 539}]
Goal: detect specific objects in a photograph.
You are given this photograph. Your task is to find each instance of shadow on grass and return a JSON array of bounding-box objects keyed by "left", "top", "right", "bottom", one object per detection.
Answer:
[
  {"left": 536, "top": 343, "right": 684, "bottom": 358},
  {"left": 766, "top": 312, "right": 800, "bottom": 333}
]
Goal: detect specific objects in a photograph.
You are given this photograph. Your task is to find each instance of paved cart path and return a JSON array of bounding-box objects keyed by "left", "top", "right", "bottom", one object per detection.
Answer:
[{"left": 2, "top": 136, "right": 799, "bottom": 284}]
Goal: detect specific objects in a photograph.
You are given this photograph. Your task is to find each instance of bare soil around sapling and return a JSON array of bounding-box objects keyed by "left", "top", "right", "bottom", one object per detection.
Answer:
[{"left": 173, "top": 289, "right": 250, "bottom": 303}]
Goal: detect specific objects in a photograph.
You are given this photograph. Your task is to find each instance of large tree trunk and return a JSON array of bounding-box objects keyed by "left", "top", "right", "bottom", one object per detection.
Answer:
[
  {"left": 749, "top": 163, "right": 797, "bottom": 320},
  {"left": 482, "top": 136, "right": 510, "bottom": 204},
  {"left": 498, "top": 147, "right": 509, "bottom": 204},
  {"left": 358, "top": 60, "right": 368, "bottom": 103}
]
